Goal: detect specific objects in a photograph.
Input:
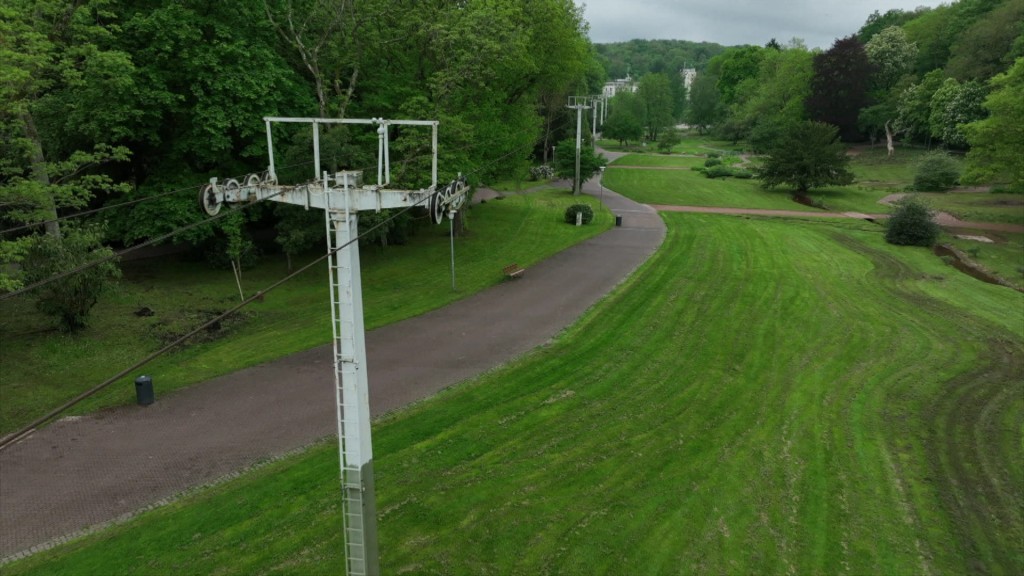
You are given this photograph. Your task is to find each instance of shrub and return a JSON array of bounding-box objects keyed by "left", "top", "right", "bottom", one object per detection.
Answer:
[
  {"left": 913, "top": 151, "right": 960, "bottom": 192},
  {"left": 885, "top": 197, "right": 940, "bottom": 246},
  {"left": 732, "top": 169, "right": 754, "bottom": 179},
  {"left": 704, "top": 157, "right": 722, "bottom": 167},
  {"left": 22, "top": 226, "right": 121, "bottom": 332},
  {"left": 707, "top": 152, "right": 721, "bottom": 159},
  {"left": 691, "top": 166, "right": 705, "bottom": 173},
  {"left": 530, "top": 164, "right": 556, "bottom": 181},
  {"left": 564, "top": 204, "right": 594, "bottom": 225},
  {"left": 705, "top": 165, "right": 733, "bottom": 179}
]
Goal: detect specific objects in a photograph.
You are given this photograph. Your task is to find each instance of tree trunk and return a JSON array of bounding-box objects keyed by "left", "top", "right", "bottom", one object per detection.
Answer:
[
  {"left": 22, "top": 112, "right": 60, "bottom": 238},
  {"left": 885, "top": 120, "right": 895, "bottom": 157}
]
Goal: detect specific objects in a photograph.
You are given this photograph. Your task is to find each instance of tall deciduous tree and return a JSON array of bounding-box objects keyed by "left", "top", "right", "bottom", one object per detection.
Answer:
[
  {"left": 865, "top": 26, "right": 918, "bottom": 92},
  {"left": 806, "top": 36, "right": 875, "bottom": 141},
  {"left": 685, "top": 72, "right": 719, "bottom": 134},
  {"left": 755, "top": 120, "right": 854, "bottom": 195},
  {"left": 638, "top": 73, "right": 674, "bottom": 141},
  {"left": 895, "top": 69, "right": 945, "bottom": 143},
  {"left": 963, "top": 58, "right": 1024, "bottom": 191},
  {"left": 929, "top": 78, "right": 988, "bottom": 148}
]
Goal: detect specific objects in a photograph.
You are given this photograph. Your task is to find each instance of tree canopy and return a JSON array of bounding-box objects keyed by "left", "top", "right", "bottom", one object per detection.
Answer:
[{"left": 755, "top": 121, "right": 855, "bottom": 194}]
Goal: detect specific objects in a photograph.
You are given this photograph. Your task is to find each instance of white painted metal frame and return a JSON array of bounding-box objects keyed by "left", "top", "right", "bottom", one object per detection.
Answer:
[{"left": 205, "top": 117, "right": 464, "bottom": 576}]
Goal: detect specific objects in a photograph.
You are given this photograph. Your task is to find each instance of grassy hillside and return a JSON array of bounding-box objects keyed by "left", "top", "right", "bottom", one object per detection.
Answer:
[{"left": 10, "top": 213, "right": 1021, "bottom": 574}]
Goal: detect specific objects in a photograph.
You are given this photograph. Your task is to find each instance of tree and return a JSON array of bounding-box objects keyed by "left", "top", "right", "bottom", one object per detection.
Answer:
[
  {"left": 638, "top": 73, "right": 674, "bottom": 141},
  {"left": 913, "top": 151, "right": 960, "bottom": 191},
  {"left": 20, "top": 225, "right": 121, "bottom": 332},
  {"left": 756, "top": 120, "right": 854, "bottom": 195},
  {"left": 929, "top": 78, "right": 988, "bottom": 148},
  {"left": 946, "top": 0, "right": 1024, "bottom": 81},
  {"left": 686, "top": 72, "right": 719, "bottom": 134},
  {"left": 1, "top": 0, "right": 131, "bottom": 330},
  {"left": 602, "top": 107, "right": 643, "bottom": 145},
  {"left": 806, "top": 36, "right": 875, "bottom": 141},
  {"left": 963, "top": 58, "right": 1024, "bottom": 191},
  {"left": 865, "top": 26, "right": 918, "bottom": 92},
  {"left": 895, "top": 70, "right": 945, "bottom": 143},
  {"left": 553, "top": 138, "right": 607, "bottom": 193},
  {"left": 885, "top": 197, "right": 939, "bottom": 246},
  {"left": 657, "top": 127, "right": 681, "bottom": 153},
  {"left": 733, "top": 45, "right": 813, "bottom": 151}
]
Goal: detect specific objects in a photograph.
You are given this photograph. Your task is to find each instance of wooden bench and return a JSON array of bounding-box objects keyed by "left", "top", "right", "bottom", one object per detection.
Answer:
[{"left": 502, "top": 263, "right": 525, "bottom": 279}]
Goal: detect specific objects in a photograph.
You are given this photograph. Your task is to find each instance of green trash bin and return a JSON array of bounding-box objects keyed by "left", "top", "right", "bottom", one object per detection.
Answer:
[{"left": 135, "top": 375, "right": 154, "bottom": 406}]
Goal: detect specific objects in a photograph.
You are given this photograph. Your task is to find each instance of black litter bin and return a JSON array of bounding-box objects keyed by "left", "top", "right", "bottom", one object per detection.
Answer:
[
  {"left": 615, "top": 215, "right": 623, "bottom": 227},
  {"left": 135, "top": 375, "right": 154, "bottom": 406}
]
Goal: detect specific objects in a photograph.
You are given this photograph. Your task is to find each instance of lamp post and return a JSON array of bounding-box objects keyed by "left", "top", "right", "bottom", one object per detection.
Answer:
[
  {"left": 552, "top": 145, "right": 556, "bottom": 166},
  {"left": 599, "top": 166, "right": 606, "bottom": 202}
]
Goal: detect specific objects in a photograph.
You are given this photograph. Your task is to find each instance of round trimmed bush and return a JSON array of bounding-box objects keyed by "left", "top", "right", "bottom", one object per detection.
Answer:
[
  {"left": 913, "top": 151, "right": 960, "bottom": 192},
  {"left": 705, "top": 165, "right": 733, "bottom": 179},
  {"left": 704, "top": 157, "right": 722, "bottom": 167},
  {"left": 885, "top": 197, "right": 939, "bottom": 246},
  {"left": 564, "top": 204, "right": 594, "bottom": 225},
  {"left": 731, "top": 169, "right": 753, "bottom": 179}
]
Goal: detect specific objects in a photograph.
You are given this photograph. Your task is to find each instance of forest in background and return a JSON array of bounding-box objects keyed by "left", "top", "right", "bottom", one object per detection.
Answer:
[{"left": 598, "top": 0, "right": 1021, "bottom": 193}]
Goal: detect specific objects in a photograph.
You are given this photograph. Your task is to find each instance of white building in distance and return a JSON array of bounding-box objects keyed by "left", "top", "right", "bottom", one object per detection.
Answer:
[{"left": 603, "top": 75, "right": 638, "bottom": 98}]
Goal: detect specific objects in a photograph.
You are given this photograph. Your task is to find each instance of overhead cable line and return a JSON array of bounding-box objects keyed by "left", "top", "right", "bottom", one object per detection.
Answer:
[
  {"left": 0, "top": 186, "right": 439, "bottom": 451},
  {"left": 0, "top": 188, "right": 287, "bottom": 302},
  {"left": 0, "top": 113, "right": 589, "bottom": 444},
  {"left": 0, "top": 160, "right": 317, "bottom": 236}
]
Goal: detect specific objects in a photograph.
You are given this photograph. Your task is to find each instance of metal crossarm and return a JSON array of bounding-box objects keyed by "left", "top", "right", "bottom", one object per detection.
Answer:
[{"left": 200, "top": 118, "right": 470, "bottom": 576}]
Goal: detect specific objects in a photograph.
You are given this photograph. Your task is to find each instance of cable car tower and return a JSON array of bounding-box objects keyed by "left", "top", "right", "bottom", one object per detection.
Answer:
[{"left": 199, "top": 117, "right": 467, "bottom": 576}]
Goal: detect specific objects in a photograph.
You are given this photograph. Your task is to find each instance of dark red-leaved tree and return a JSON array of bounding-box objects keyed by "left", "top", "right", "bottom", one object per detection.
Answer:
[{"left": 806, "top": 36, "right": 875, "bottom": 141}]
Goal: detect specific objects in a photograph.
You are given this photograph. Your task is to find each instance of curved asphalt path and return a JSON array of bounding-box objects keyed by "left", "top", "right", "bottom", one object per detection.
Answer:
[{"left": 0, "top": 155, "right": 665, "bottom": 560}]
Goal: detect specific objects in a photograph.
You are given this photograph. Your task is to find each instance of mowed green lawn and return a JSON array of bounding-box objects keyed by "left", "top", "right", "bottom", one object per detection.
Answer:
[
  {"left": 0, "top": 190, "right": 611, "bottom": 434},
  {"left": 605, "top": 157, "right": 820, "bottom": 211},
  {"left": 9, "top": 213, "right": 1021, "bottom": 575}
]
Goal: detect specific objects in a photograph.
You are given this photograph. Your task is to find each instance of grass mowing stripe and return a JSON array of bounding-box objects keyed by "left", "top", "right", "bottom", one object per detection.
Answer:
[{"left": 7, "top": 213, "right": 1021, "bottom": 575}]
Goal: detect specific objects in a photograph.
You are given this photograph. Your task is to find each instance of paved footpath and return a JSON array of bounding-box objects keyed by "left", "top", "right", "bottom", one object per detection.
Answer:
[{"left": 0, "top": 162, "right": 665, "bottom": 560}]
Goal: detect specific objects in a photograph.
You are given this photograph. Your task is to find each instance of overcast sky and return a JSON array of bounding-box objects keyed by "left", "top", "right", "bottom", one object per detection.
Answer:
[{"left": 582, "top": 0, "right": 948, "bottom": 49}]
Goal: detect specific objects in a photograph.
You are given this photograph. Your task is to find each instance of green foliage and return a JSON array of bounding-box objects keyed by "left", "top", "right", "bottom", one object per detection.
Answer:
[
  {"left": 553, "top": 138, "right": 608, "bottom": 189},
  {"left": 563, "top": 203, "right": 594, "bottom": 224},
  {"left": 21, "top": 226, "right": 121, "bottom": 332},
  {"left": 945, "top": 0, "right": 1024, "bottom": 81},
  {"left": 711, "top": 46, "right": 766, "bottom": 106},
  {"left": 704, "top": 165, "right": 733, "bottom": 179},
  {"left": 885, "top": 197, "right": 940, "bottom": 246},
  {"left": 806, "top": 36, "right": 874, "bottom": 141},
  {"left": 963, "top": 58, "right": 1024, "bottom": 191},
  {"left": 865, "top": 26, "right": 919, "bottom": 91},
  {"left": 685, "top": 72, "right": 720, "bottom": 134},
  {"left": 913, "top": 151, "right": 960, "bottom": 191},
  {"left": 731, "top": 45, "right": 813, "bottom": 149},
  {"left": 896, "top": 70, "right": 946, "bottom": 142},
  {"left": 638, "top": 73, "right": 675, "bottom": 141},
  {"left": 595, "top": 39, "right": 726, "bottom": 80},
  {"left": 273, "top": 204, "right": 322, "bottom": 271},
  {"left": 705, "top": 158, "right": 722, "bottom": 167},
  {"left": 929, "top": 78, "right": 989, "bottom": 148},
  {"left": 602, "top": 93, "right": 644, "bottom": 145},
  {"left": 756, "top": 121, "right": 855, "bottom": 193},
  {"left": 656, "top": 128, "right": 681, "bottom": 153}
]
